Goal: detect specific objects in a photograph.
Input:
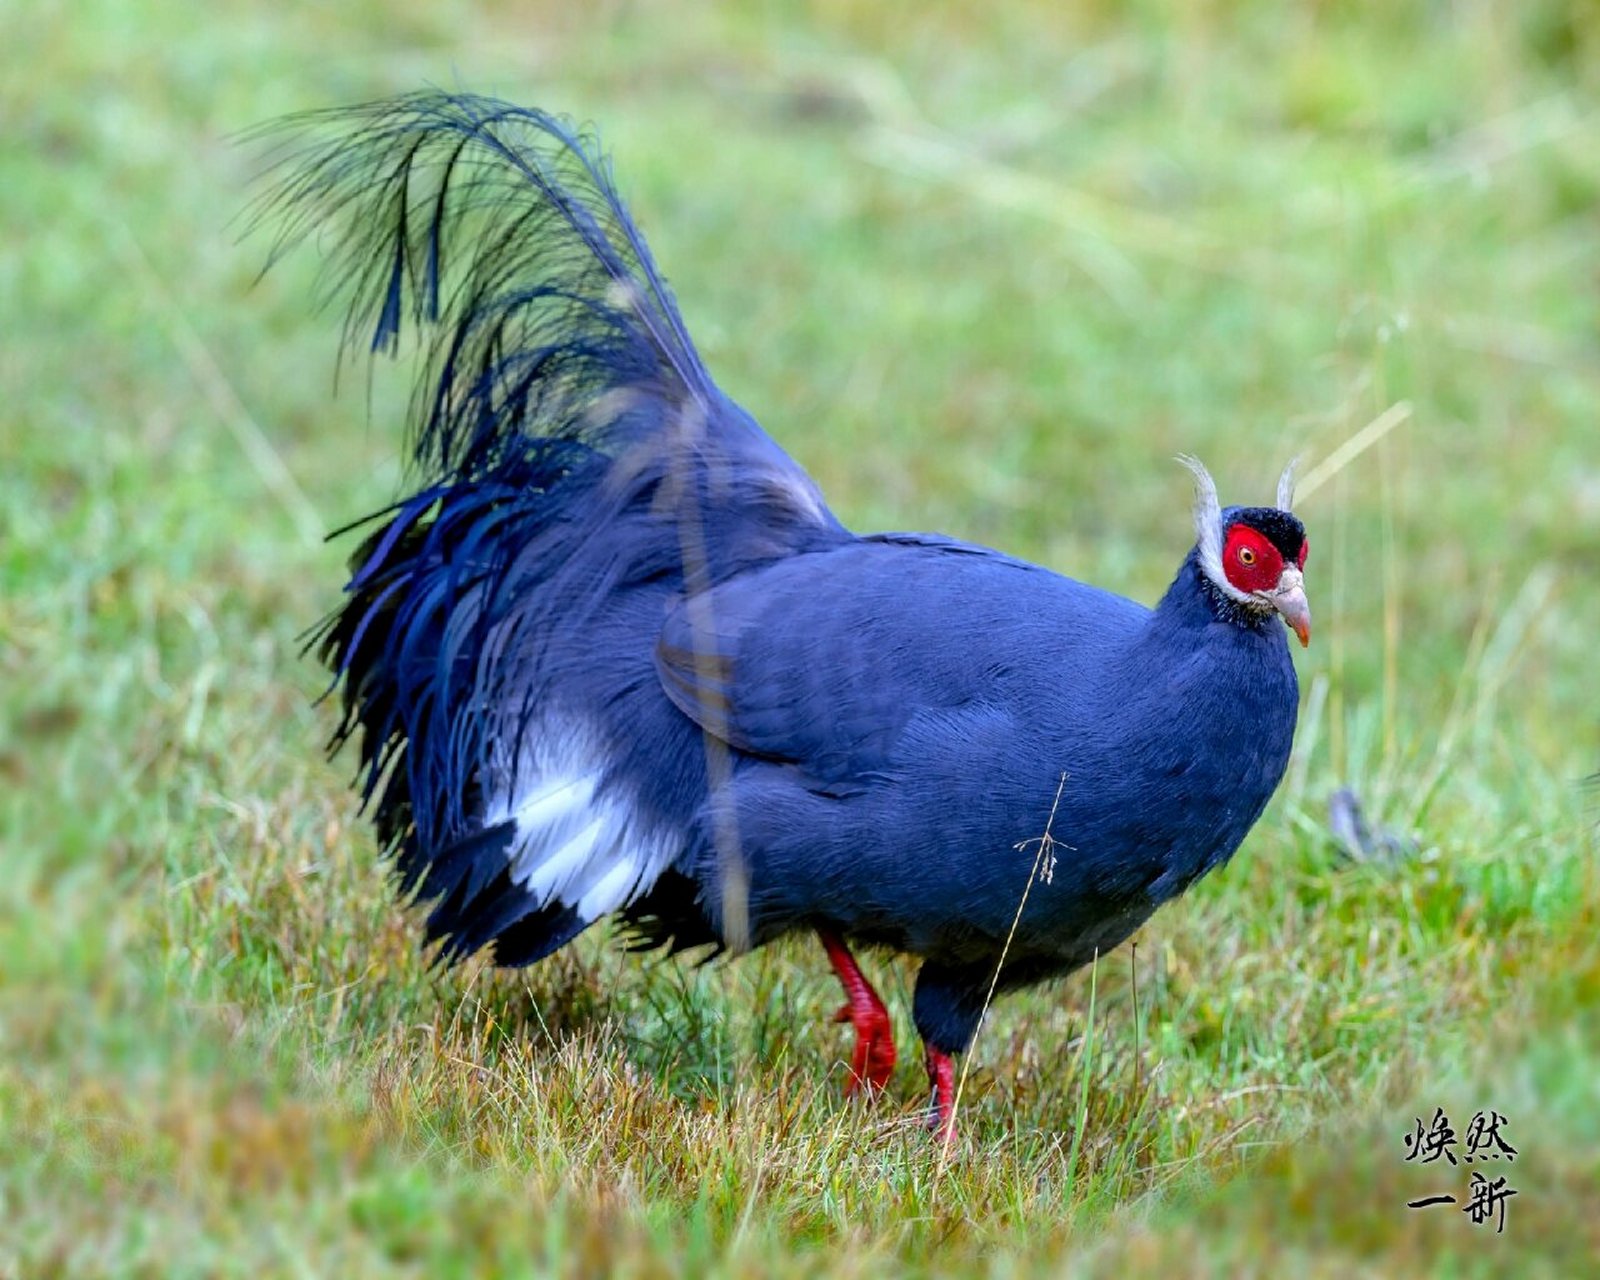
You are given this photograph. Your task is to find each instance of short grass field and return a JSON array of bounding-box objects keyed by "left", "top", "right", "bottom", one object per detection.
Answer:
[{"left": 4, "top": 0, "right": 1598, "bottom": 1274}]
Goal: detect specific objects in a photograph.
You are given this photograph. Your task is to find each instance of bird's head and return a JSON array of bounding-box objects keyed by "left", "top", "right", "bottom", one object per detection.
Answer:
[{"left": 1178, "top": 455, "right": 1311, "bottom": 648}]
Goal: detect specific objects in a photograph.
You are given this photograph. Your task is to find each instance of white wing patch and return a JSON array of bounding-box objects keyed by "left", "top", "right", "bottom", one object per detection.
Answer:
[{"left": 486, "top": 722, "right": 677, "bottom": 923}]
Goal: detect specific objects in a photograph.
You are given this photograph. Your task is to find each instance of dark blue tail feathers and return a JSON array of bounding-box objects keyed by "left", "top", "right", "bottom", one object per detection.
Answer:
[{"left": 261, "top": 92, "right": 842, "bottom": 965}]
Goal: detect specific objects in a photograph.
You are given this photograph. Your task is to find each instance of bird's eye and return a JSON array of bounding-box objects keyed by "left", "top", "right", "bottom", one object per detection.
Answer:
[{"left": 1238, "top": 547, "right": 1256, "bottom": 566}]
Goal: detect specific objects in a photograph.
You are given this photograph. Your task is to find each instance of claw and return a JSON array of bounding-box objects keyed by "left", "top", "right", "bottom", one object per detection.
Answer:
[
  {"left": 819, "top": 931, "right": 897, "bottom": 1094},
  {"left": 847, "top": 1014, "right": 897, "bottom": 1094},
  {"left": 925, "top": 1045, "right": 956, "bottom": 1143}
]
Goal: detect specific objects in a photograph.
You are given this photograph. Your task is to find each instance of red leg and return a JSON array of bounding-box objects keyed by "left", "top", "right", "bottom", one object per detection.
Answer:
[
  {"left": 819, "top": 931, "right": 896, "bottom": 1094},
  {"left": 925, "top": 1045, "right": 956, "bottom": 1142}
]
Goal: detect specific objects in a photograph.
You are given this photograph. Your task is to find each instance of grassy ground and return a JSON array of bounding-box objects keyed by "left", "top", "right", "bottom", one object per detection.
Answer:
[{"left": 4, "top": 0, "right": 1598, "bottom": 1274}]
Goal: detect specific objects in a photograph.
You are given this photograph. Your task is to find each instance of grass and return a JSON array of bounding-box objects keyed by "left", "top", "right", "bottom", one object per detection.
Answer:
[{"left": 3, "top": 0, "right": 1598, "bottom": 1273}]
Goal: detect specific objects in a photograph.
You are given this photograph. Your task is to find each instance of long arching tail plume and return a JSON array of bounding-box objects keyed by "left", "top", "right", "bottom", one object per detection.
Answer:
[{"left": 254, "top": 92, "right": 840, "bottom": 965}]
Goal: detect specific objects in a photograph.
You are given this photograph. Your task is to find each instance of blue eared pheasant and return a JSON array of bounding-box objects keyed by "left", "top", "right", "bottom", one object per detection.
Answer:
[{"left": 263, "top": 91, "right": 1311, "bottom": 1135}]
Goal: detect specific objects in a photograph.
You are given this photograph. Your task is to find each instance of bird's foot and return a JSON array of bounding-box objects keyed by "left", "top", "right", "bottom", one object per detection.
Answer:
[
  {"left": 819, "top": 931, "right": 897, "bottom": 1095},
  {"left": 925, "top": 1046, "right": 956, "bottom": 1143},
  {"left": 831, "top": 998, "right": 896, "bottom": 1094}
]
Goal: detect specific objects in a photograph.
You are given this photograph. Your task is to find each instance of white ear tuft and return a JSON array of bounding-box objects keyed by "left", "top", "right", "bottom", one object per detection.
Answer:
[
  {"left": 1176, "top": 453, "right": 1224, "bottom": 579},
  {"left": 1177, "top": 454, "right": 1254, "bottom": 605},
  {"left": 1276, "top": 457, "right": 1298, "bottom": 512}
]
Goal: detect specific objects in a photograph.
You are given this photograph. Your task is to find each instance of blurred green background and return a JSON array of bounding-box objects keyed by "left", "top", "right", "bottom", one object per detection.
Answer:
[{"left": 3, "top": 0, "right": 1597, "bottom": 1275}]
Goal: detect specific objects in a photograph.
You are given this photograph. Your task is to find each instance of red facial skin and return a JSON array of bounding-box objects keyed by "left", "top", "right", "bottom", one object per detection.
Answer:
[{"left": 1222, "top": 523, "right": 1306, "bottom": 594}]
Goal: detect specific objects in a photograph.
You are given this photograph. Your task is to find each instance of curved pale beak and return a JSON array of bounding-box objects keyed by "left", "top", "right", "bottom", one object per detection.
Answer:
[{"left": 1267, "top": 567, "right": 1311, "bottom": 648}]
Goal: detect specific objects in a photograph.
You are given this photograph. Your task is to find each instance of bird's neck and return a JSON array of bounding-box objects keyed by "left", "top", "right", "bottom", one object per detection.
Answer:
[{"left": 1155, "top": 548, "right": 1278, "bottom": 639}]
